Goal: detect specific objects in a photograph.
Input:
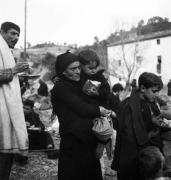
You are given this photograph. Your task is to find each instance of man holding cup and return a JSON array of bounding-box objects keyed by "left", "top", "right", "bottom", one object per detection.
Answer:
[{"left": 0, "top": 21, "right": 29, "bottom": 179}]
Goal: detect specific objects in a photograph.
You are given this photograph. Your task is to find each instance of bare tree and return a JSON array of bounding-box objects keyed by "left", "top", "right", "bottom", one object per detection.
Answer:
[{"left": 108, "top": 26, "right": 144, "bottom": 86}]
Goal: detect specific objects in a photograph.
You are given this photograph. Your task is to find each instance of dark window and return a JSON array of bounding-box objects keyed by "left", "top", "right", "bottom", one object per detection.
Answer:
[
  {"left": 157, "top": 56, "right": 162, "bottom": 74},
  {"left": 136, "top": 56, "right": 143, "bottom": 64},
  {"left": 157, "top": 56, "right": 162, "bottom": 63},
  {"left": 157, "top": 39, "right": 160, "bottom": 45},
  {"left": 118, "top": 60, "right": 121, "bottom": 66}
]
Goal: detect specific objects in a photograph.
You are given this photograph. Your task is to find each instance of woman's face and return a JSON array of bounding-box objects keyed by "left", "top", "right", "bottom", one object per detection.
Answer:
[{"left": 63, "top": 61, "right": 81, "bottom": 81}]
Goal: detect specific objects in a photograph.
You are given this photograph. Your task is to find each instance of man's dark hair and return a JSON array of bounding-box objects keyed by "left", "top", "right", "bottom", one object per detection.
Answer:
[
  {"left": 112, "top": 83, "right": 123, "bottom": 93},
  {"left": 78, "top": 49, "right": 100, "bottom": 66},
  {"left": 138, "top": 72, "right": 163, "bottom": 90},
  {"left": 137, "top": 146, "right": 164, "bottom": 179},
  {"left": 1, "top": 22, "right": 20, "bottom": 33}
]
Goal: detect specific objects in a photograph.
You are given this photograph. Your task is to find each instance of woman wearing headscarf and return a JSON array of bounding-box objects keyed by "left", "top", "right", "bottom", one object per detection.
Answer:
[{"left": 51, "top": 51, "right": 106, "bottom": 180}]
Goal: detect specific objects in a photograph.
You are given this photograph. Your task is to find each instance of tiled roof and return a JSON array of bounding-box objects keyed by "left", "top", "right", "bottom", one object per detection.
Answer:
[{"left": 107, "top": 29, "right": 171, "bottom": 47}]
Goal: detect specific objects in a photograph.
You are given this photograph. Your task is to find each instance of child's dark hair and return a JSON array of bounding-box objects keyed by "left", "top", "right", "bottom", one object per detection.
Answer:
[
  {"left": 78, "top": 49, "right": 100, "bottom": 66},
  {"left": 137, "top": 146, "right": 164, "bottom": 179},
  {"left": 112, "top": 83, "right": 123, "bottom": 93},
  {"left": 138, "top": 72, "right": 163, "bottom": 90}
]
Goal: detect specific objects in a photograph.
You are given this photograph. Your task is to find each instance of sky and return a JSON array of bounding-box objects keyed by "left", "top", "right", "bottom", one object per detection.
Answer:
[{"left": 0, "top": 0, "right": 171, "bottom": 48}]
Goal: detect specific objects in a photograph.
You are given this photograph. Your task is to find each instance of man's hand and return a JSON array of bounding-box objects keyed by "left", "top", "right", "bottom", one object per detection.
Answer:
[
  {"left": 12, "top": 62, "right": 29, "bottom": 75},
  {"left": 26, "top": 121, "right": 30, "bottom": 127}
]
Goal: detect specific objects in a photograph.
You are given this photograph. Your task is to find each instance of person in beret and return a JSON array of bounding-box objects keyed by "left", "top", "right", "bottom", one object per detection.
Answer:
[
  {"left": 0, "top": 21, "right": 29, "bottom": 179},
  {"left": 51, "top": 51, "right": 109, "bottom": 180}
]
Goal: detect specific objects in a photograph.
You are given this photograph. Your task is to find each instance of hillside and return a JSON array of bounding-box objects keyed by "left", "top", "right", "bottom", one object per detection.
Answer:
[
  {"left": 13, "top": 45, "right": 71, "bottom": 59},
  {"left": 13, "top": 45, "right": 74, "bottom": 81}
]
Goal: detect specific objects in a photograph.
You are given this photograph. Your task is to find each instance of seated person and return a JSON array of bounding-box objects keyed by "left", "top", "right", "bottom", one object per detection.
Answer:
[
  {"left": 38, "top": 79, "right": 48, "bottom": 97},
  {"left": 23, "top": 99, "right": 54, "bottom": 150},
  {"left": 19, "top": 75, "right": 29, "bottom": 96}
]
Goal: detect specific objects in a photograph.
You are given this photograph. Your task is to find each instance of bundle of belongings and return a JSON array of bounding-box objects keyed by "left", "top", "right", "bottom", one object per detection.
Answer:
[
  {"left": 83, "top": 79, "right": 115, "bottom": 159},
  {"left": 92, "top": 112, "right": 115, "bottom": 160},
  {"left": 83, "top": 79, "right": 101, "bottom": 96},
  {"left": 15, "top": 98, "right": 57, "bottom": 165},
  {"left": 23, "top": 99, "right": 55, "bottom": 151}
]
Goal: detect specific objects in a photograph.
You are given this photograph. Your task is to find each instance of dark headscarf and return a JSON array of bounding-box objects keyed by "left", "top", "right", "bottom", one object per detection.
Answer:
[{"left": 55, "top": 51, "right": 78, "bottom": 77}]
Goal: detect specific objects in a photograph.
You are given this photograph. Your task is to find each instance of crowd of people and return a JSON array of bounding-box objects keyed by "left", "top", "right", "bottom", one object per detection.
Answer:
[{"left": 1, "top": 21, "right": 171, "bottom": 180}]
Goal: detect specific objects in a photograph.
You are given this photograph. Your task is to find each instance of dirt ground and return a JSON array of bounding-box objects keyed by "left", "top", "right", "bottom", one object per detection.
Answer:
[
  {"left": 10, "top": 132, "right": 117, "bottom": 180},
  {"left": 10, "top": 132, "right": 60, "bottom": 180}
]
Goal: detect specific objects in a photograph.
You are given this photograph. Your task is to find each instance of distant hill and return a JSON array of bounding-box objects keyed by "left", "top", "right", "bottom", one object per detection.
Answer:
[
  {"left": 106, "top": 16, "right": 171, "bottom": 44},
  {"left": 13, "top": 45, "right": 75, "bottom": 81},
  {"left": 13, "top": 45, "right": 71, "bottom": 59}
]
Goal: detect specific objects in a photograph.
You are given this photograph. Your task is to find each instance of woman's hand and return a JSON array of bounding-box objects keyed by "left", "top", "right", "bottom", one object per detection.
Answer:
[
  {"left": 99, "top": 106, "right": 111, "bottom": 116},
  {"left": 111, "top": 111, "right": 117, "bottom": 118}
]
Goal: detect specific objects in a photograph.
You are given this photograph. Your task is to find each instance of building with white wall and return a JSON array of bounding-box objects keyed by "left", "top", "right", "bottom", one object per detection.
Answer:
[{"left": 107, "top": 30, "right": 171, "bottom": 85}]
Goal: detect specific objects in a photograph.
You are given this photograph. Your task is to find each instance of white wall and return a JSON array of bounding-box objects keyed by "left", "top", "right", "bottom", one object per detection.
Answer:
[{"left": 107, "top": 36, "right": 171, "bottom": 85}]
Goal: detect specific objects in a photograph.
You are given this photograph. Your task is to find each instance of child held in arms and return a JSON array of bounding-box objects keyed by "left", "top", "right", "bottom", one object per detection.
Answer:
[
  {"left": 78, "top": 49, "right": 111, "bottom": 109},
  {"left": 78, "top": 49, "right": 116, "bottom": 177}
]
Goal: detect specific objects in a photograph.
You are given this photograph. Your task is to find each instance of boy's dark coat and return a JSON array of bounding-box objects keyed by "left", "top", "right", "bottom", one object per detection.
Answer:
[{"left": 111, "top": 91, "right": 155, "bottom": 179}]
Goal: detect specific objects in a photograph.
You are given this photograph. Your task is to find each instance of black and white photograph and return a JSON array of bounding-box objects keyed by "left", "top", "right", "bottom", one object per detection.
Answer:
[{"left": 0, "top": 0, "right": 171, "bottom": 179}]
